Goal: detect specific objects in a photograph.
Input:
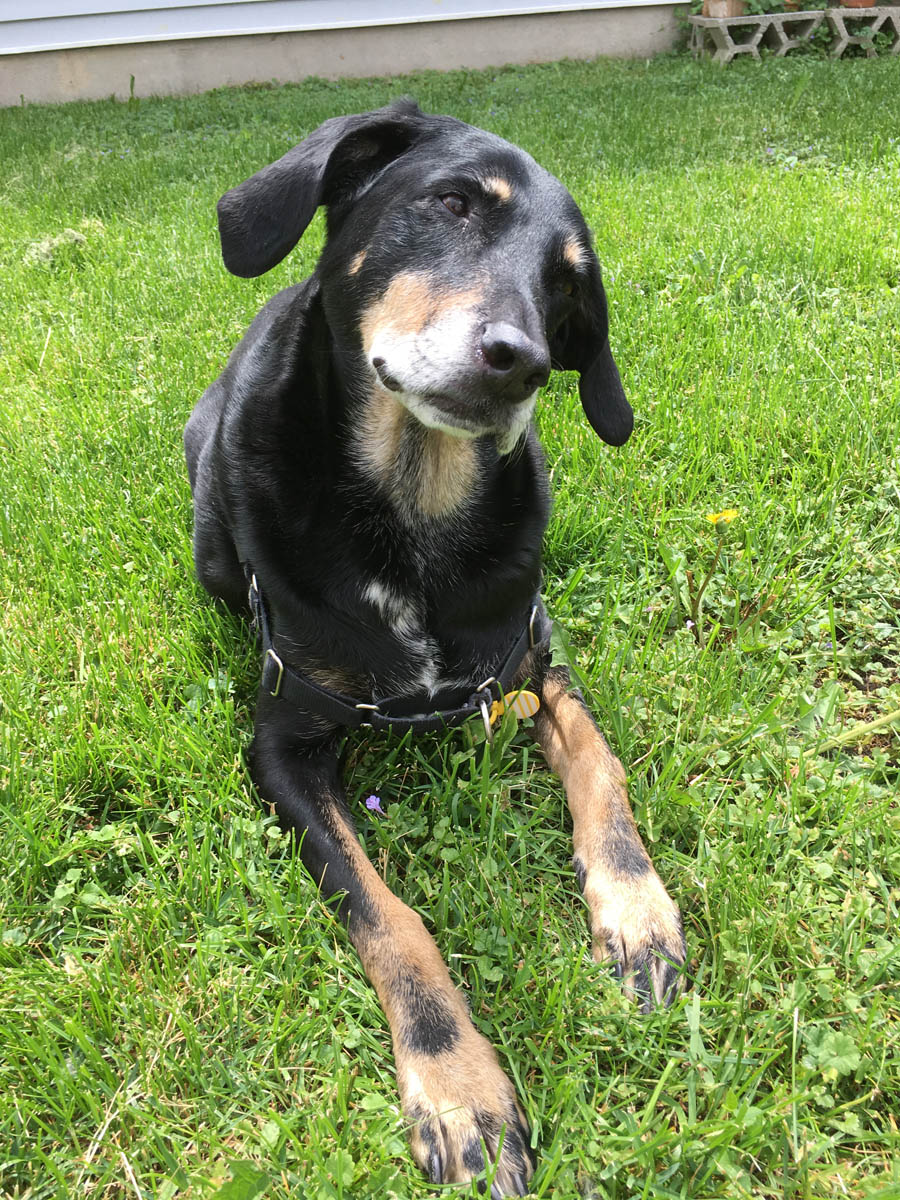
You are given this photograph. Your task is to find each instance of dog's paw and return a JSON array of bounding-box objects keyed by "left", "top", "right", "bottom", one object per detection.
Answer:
[
  {"left": 399, "top": 1029, "right": 534, "bottom": 1196},
  {"left": 581, "top": 866, "right": 685, "bottom": 1012}
]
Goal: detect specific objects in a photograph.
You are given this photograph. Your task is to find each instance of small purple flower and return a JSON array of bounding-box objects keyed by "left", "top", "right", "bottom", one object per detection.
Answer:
[{"left": 364, "top": 794, "right": 385, "bottom": 816}]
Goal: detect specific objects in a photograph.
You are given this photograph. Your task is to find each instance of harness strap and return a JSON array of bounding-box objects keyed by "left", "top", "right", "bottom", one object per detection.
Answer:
[{"left": 246, "top": 567, "right": 549, "bottom": 735}]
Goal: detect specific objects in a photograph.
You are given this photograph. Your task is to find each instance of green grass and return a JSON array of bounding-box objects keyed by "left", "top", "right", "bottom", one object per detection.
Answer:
[{"left": 1, "top": 52, "right": 899, "bottom": 1200}]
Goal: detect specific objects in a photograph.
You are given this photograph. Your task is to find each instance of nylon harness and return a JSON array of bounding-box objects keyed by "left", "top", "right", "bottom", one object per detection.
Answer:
[{"left": 246, "top": 568, "right": 550, "bottom": 738}]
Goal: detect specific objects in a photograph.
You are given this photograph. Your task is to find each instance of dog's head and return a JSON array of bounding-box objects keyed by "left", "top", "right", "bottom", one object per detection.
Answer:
[{"left": 217, "top": 100, "right": 633, "bottom": 450}]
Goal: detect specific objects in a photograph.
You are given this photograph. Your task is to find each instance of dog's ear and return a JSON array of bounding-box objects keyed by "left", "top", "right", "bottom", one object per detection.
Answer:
[
  {"left": 217, "top": 99, "right": 428, "bottom": 278},
  {"left": 550, "top": 263, "right": 634, "bottom": 447}
]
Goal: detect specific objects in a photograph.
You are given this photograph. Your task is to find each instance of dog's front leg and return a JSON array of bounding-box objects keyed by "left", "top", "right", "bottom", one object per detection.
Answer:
[
  {"left": 533, "top": 663, "right": 685, "bottom": 1009},
  {"left": 251, "top": 709, "right": 533, "bottom": 1196}
]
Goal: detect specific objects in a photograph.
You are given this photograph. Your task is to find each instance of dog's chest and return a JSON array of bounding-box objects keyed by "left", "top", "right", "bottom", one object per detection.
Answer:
[
  {"left": 336, "top": 437, "right": 548, "bottom": 698},
  {"left": 360, "top": 575, "right": 445, "bottom": 694}
]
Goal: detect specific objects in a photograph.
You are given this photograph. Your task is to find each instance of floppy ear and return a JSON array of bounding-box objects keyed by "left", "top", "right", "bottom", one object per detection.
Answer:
[
  {"left": 550, "top": 264, "right": 634, "bottom": 447},
  {"left": 216, "top": 99, "right": 428, "bottom": 278}
]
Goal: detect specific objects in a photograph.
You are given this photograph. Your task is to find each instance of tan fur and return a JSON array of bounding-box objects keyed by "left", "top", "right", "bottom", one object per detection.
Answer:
[
  {"left": 357, "top": 388, "right": 478, "bottom": 519},
  {"left": 348, "top": 249, "right": 367, "bottom": 275},
  {"left": 536, "top": 672, "right": 632, "bottom": 867},
  {"left": 580, "top": 866, "right": 683, "bottom": 1001},
  {"left": 360, "top": 272, "right": 436, "bottom": 350},
  {"left": 417, "top": 425, "right": 478, "bottom": 518},
  {"left": 329, "top": 816, "right": 531, "bottom": 1189},
  {"left": 305, "top": 663, "right": 365, "bottom": 695},
  {"left": 483, "top": 176, "right": 513, "bottom": 202},
  {"left": 563, "top": 237, "right": 587, "bottom": 269},
  {"left": 534, "top": 672, "right": 684, "bottom": 1002},
  {"left": 361, "top": 271, "right": 483, "bottom": 351},
  {"left": 401, "top": 1033, "right": 530, "bottom": 1188},
  {"left": 328, "top": 818, "right": 456, "bottom": 996},
  {"left": 357, "top": 388, "right": 408, "bottom": 483}
]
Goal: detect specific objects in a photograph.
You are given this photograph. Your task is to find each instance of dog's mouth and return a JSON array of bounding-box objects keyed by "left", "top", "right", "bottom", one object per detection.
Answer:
[
  {"left": 372, "top": 357, "right": 402, "bottom": 392},
  {"left": 372, "top": 363, "right": 535, "bottom": 453},
  {"left": 372, "top": 355, "right": 484, "bottom": 433},
  {"left": 369, "top": 337, "right": 538, "bottom": 454}
]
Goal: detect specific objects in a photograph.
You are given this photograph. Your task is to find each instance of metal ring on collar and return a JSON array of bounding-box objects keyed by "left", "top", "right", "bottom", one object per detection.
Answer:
[
  {"left": 528, "top": 605, "right": 540, "bottom": 649},
  {"left": 265, "top": 647, "right": 284, "bottom": 697}
]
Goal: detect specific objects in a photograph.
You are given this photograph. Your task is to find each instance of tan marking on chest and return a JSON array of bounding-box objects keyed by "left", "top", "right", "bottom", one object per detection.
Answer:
[
  {"left": 358, "top": 388, "right": 407, "bottom": 481},
  {"left": 306, "top": 663, "right": 366, "bottom": 695},
  {"left": 358, "top": 389, "right": 477, "bottom": 519},
  {"left": 418, "top": 427, "right": 478, "bottom": 518}
]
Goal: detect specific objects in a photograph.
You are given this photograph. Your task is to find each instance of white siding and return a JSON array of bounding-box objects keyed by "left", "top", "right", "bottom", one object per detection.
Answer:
[{"left": 2, "top": 0, "right": 661, "bottom": 55}]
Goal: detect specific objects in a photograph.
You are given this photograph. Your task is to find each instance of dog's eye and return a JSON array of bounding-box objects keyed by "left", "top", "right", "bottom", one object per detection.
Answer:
[
  {"left": 440, "top": 193, "right": 469, "bottom": 218},
  {"left": 560, "top": 280, "right": 577, "bottom": 297}
]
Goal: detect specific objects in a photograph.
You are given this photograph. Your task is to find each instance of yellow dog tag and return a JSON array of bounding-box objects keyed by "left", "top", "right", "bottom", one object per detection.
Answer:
[{"left": 488, "top": 689, "right": 541, "bottom": 726}]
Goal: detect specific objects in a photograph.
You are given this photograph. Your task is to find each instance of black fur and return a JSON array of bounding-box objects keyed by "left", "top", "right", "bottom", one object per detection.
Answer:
[
  {"left": 186, "top": 101, "right": 630, "bottom": 722},
  {"left": 398, "top": 973, "right": 461, "bottom": 1056},
  {"left": 185, "top": 101, "right": 635, "bottom": 1193},
  {"left": 603, "top": 811, "right": 652, "bottom": 878}
]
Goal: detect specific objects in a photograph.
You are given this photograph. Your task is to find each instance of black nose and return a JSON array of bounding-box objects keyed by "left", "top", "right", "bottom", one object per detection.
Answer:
[{"left": 481, "top": 322, "right": 551, "bottom": 399}]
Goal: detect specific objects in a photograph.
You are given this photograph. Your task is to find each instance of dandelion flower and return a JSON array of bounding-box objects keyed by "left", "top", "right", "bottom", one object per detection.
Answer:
[{"left": 705, "top": 508, "right": 738, "bottom": 525}]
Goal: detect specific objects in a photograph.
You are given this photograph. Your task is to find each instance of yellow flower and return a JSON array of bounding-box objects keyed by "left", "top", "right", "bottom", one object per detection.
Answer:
[{"left": 705, "top": 508, "right": 739, "bottom": 525}]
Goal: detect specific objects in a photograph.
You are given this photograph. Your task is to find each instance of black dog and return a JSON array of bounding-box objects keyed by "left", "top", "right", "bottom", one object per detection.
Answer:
[{"left": 185, "top": 100, "right": 684, "bottom": 1196}]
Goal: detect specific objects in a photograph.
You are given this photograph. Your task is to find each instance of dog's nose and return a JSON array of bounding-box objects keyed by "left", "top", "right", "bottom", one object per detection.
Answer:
[{"left": 481, "top": 323, "right": 551, "bottom": 398}]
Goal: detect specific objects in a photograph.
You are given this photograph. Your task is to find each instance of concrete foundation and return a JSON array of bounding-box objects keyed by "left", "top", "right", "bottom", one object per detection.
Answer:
[{"left": 2, "top": 7, "right": 686, "bottom": 108}]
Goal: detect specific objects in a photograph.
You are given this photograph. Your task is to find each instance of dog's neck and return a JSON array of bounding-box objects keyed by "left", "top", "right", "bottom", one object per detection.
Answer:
[{"left": 354, "top": 386, "right": 484, "bottom": 521}]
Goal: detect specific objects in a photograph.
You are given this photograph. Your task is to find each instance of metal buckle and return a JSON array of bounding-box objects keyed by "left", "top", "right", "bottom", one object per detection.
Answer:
[
  {"left": 355, "top": 701, "right": 380, "bottom": 729},
  {"left": 265, "top": 648, "right": 284, "bottom": 697},
  {"left": 528, "top": 604, "right": 540, "bottom": 650}
]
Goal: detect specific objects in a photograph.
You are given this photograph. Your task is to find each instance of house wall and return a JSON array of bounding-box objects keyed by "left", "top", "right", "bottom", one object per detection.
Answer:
[{"left": 1, "top": 5, "right": 686, "bottom": 107}]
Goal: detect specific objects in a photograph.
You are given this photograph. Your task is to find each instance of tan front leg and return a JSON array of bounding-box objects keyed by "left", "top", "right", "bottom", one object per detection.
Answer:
[
  {"left": 534, "top": 665, "right": 685, "bottom": 1009},
  {"left": 332, "top": 818, "right": 533, "bottom": 1196},
  {"left": 251, "top": 731, "right": 532, "bottom": 1196}
]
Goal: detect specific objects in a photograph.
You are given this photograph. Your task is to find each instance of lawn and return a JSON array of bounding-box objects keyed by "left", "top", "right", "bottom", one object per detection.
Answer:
[{"left": 1, "top": 51, "right": 899, "bottom": 1200}]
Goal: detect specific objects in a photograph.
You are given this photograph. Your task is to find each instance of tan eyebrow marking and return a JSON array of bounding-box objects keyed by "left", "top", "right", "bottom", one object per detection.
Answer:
[
  {"left": 348, "top": 249, "right": 367, "bottom": 275},
  {"left": 563, "top": 238, "right": 588, "bottom": 269},
  {"left": 483, "top": 176, "right": 513, "bottom": 202}
]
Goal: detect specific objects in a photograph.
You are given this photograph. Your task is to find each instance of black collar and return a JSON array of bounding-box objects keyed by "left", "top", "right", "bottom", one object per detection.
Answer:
[{"left": 246, "top": 567, "right": 548, "bottom": 738}]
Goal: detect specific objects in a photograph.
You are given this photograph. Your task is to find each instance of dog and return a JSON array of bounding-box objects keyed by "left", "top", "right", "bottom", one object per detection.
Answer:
[{"left": 184, "top": 100, "right": 685, "bottom": 1196}]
